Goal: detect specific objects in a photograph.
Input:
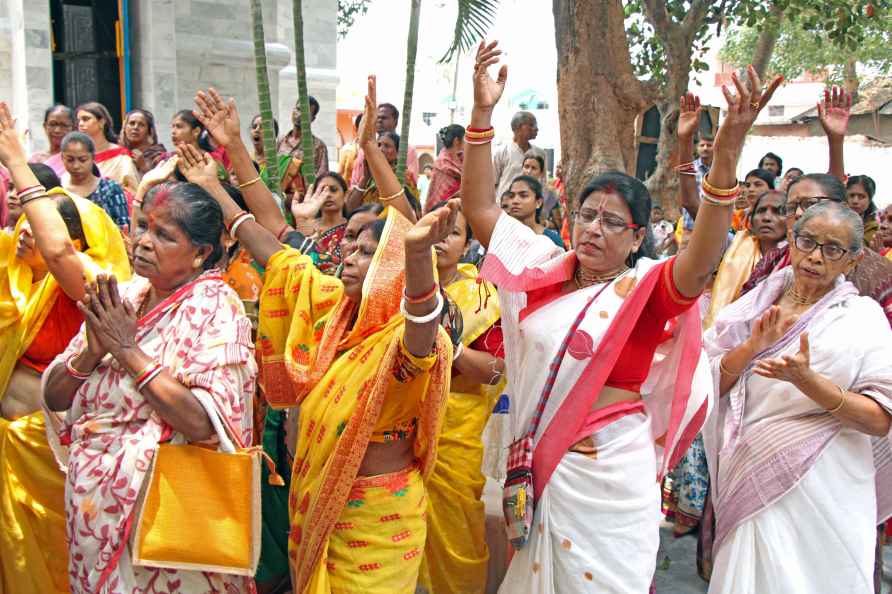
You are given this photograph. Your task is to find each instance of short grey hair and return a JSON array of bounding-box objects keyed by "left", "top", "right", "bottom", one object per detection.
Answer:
[
  {"left": 510, "top": 111, "right": 536, "bottom": 132},
  {"left": 793, "top": 200, "right": 864, "bottom": 255}
]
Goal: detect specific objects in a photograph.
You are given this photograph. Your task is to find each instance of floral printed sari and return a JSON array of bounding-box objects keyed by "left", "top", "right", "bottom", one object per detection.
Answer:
[{"left": 47, "top": 271, "right": 256, "bottom": 593}]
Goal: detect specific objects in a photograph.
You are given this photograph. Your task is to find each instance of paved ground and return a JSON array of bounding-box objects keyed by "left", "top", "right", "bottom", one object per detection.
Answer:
[{"left": 654, "top": 524, "right": 892, "bottom": 593}]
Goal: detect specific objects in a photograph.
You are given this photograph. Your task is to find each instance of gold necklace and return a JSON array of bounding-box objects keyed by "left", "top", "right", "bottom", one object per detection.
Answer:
[
  {"left": 783, "top": 282, "right": 819, "bottom": 306},
  {"left": 574, "top": 265, "right": 629, "bottom": 289}
]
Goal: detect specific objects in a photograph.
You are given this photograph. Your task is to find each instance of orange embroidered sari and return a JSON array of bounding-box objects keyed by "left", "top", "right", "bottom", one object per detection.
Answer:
[{"left": 257, "top": 209, "right": 451, "bottom": 593}]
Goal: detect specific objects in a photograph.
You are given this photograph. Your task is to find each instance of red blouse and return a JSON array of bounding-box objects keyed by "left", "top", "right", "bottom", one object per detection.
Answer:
[{"left": 19, "top": 292, "right": 84, "bottom": 373}]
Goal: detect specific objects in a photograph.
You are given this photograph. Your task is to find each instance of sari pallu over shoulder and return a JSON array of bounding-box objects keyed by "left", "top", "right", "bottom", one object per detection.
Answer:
[
  {"left": 701, "top": 267, "right": 892, "bottom": 553},
  {"left": 480, "top": 213, "right": 712, "bottom": 501},
  {"left": 48, "top": 272, "right": 256, "bottom": 593}
]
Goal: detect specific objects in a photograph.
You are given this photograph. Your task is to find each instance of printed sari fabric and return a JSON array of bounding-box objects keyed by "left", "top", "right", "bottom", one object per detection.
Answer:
[
  {"left": 424, "top": 148, "right": 462, "bottom": 213},
  {"left": 51, "top": 271, "right": 256, "bottom": 593},
  {"left": 257, "top": 208, "right": 451, "bottom": 594},
  {"left": 419, "top": 263, "right": 502, "bottom": 594},
  {"left": 314, "top": 223, "right": 346, "bottom": 276},
  {"left": 480, "top": 213, "right": 712, "bottom": 594},
  {"left": 0, "top": 193, "right": 130, "bottom": 594},
  {"left": 95, "top": 147, "right": 139, "bottom": 196},
  {"left": 703, "top": 267, "right": 892, "bottom": 594}
]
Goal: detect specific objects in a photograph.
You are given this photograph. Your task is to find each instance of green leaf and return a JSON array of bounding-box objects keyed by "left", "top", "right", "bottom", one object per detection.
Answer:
[{"left": 439, "top": 0, "right": 499, "bottom": 63}]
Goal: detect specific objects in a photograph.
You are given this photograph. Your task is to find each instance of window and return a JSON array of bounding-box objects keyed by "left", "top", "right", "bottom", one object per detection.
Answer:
[{"left": 768, "top": 105, "right": 784, "bottom": 117}]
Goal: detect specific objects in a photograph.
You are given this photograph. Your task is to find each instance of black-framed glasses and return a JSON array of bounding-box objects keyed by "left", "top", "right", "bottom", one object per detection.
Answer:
[
  {"left": 793, "top": 234, "right": 848, "bottom": 261},
  {"left": 784, "top": 196, "right": 835, "bottom": 217},
  {"left": 572, "top": 209, "right": 639, "bottom": 234}
]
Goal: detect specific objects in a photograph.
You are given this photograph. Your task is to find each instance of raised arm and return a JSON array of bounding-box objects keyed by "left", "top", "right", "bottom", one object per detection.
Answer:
[
  {"left": 0, "top": 102, "right": 88, "bottom": 301},
  {"left": 673, "top": 68, "right": 783, "bottom": 298},
  {"left": 459, "top": 42, "right": 508, "bottom": 248},
  {"left": 676, "top": 94, "right": 700, "bottom": 220},
  {"left": 194, "top": 88, "right": 291, "bottom": 238},
  {"left": 177, "top": 145, "right": 282, "bottom": 268},
  {"left": 353, "top": 76, "right": 416, "bottom": 222},
  {"left": 403, "top": 199, "right": 460, "bottom": 357},
  {"left": 818, "top": 85, "right": 851, "bottom": 182}
]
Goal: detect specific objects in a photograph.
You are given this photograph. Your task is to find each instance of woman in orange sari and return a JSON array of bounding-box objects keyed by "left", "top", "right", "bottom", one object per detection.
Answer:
[
  {"left": 75, "top": 102, "right": 139, "bottom": 195},
  {"left": 0, "top": 101, "right": 130, "bottom": 594},
  {"left": 189, "top": 79, "right": 454, "bottom": 593}
]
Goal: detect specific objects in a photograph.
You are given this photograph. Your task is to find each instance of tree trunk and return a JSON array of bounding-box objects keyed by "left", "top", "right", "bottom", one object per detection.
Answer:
[
  {"left": 251, "top": 0, "right": 280, "bottom": 189},
  {"left": 843, "top": 58, "right": 859, "bottom": 97},
  {"left": 292, "top": 0, "right": 316, "bottom": 187},
  {"left": 397, "top": 0, "right": 421, "bottom": 186},
  {"left": 751, "top": 4, "right": 783, "bottom": 79},
  {"left": 553, "top": 0, "right": 645, "bottom": 207}
]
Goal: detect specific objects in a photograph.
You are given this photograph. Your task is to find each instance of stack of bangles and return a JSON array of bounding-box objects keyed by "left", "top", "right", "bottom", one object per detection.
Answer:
[
  {"left": 465, "top": 126, "right": 494, "bottom": 145},
  {"left": 133, "top": 361, "right": 165, "bottom": 392},
  {"left": 225, "top": 211, "right": 256, "bottom": 238},
  {"left": 675, "top": 161, "right": 696, "bottom": 176},
  {"left": 17, "top": 184, "right": 48, "bottom": 205},
  {"left": 399, "top": 284, "right": 444, "bottom": 324},
  {"left": 64, "top": 352, "right": 93, "bottom": 381},
  {"left": 700, "top": 177, "right": 740, "bottom": 207}
]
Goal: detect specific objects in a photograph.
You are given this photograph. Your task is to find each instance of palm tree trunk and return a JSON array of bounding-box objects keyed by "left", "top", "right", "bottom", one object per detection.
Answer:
[
  {"left": 292, "top": 0, "right": 316, "bottom": 187},
  {"left": 250, "top": 0, "right": 280, "bottom": 190},
  {"left": 396, "top": 0, "right": 421, "bottom": 185}
]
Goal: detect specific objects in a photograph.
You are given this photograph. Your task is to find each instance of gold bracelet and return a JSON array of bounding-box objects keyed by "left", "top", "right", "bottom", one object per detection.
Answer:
[
  {"left": 719, "top": 356, "right": 743, "bottom": 377},
  {"left": 379, "top": 188, "right": 405, "bottom": 202},
  {"left": 237, "top": 175, "right": 262, "bottom": 190},
  {"left": 701, "top": 176, "right": 740, "bottom": 197},
  {"left": 828, "top": 385, "right": 848, "bottom": 414}
]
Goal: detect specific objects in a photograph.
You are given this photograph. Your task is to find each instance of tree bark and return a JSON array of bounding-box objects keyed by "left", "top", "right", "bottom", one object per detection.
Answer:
[
  {"left": 751, "top": 4, "right": 783, "bottom": 79},
  {"left": 553, "top": 0, "right": 645, "bottom": 207},
  {"left": 843, "top": 58, "right": 859, "bottom": 97}
]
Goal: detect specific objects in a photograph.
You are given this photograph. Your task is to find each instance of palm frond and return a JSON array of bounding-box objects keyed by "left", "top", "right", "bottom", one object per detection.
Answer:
[{"left": 440, "top": 0, "right": 499, "bottom": 63}]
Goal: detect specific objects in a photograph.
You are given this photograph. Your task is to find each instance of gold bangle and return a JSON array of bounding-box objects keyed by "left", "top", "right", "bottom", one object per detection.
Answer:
[
  {"left": 701, "top": 176, "right": 740, "bottom": 197},
  {"left": 828, "top": 385, "right": 848, "bottom": 414},
  {"left": 719, "top": 356, "right": 743, "bottom": 377},
  {"left": 237, "top": 175, "right": 262, "bottom": 190},
  {"left": 379, "top": 188, "right": 405, "bottom": 202}
]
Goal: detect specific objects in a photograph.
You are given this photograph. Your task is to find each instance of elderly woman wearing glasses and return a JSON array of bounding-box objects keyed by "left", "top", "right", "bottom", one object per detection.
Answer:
[{"left": 704, "top": 199, "right": 892, "bottom": 593}]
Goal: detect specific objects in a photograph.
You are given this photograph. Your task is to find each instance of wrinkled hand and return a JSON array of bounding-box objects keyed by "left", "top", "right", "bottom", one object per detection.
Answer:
[
  {"left": 357, "top": 76, "right": 378, "bottom": 149},
  {"left": 405, "top": 198, "right": 459, "bottom": 253},
  {"left": 817, "top": 85, "right": 851, "bottom": 140},
  {"left": 472, "top": 41, "right": 508, "bottom": 111},
  {"left": 746, "top": 305, "right": 797, "bottom": 356},
  {"left": 677, "top": 93, "right": 701, "bottom": 140},
  {"left": 176, "top": 144, "right": 220, "bottom": 189},
  {"left": 717, "top": 66, "right": 783, "bottom": 143},
  {"left": 194, "top": 88, "right": 241, "bottom": 148},
  {"left": 753, "top": 332, "right": 813, "bottom": 386},
  {"left": 77, "top": 274, "right": 138, "bottom": 360},
  {"left": 0, "top": 102, "right": 28, "bottom": 167}
]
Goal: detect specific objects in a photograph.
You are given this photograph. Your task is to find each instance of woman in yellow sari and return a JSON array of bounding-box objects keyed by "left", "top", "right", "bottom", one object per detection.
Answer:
[
  {"left": 0, "top": 101, "right": 130, "bottom": 594},
  {"left": 188, "top": 79, "right": 454, "bottom": 594},
  {"left": 418, "top": 203, "right": 505, "bottom": 594}
]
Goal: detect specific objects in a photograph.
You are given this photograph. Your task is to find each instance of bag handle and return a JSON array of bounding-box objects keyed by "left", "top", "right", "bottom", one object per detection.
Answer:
[{"left": 525, "top": 276, "right": 618, "bottom": 440}]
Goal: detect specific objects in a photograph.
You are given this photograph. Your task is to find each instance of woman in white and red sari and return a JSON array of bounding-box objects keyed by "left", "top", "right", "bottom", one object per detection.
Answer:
[
  {"left": 461, "top": 42, "right": 781, "bottom": 593},
  {"left": 42, "top": 180, "right": 256, "bottom": 593},
  {"left": 704, "top": 200, "right": 892, "bottom": 594},
  {"left": 75, "top": 102, "right": 140, "bottom": 196}
]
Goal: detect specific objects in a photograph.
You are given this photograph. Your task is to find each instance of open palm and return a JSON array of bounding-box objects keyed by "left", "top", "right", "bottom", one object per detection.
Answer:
[
  {"left": 818, "top": 86, "right": 851, "bottom": 139},
  {"left": 473, "top": 41, "right": 507, "bottom": 110},
  {"left": 194, "top": 88, "right": 241, "bottom": 148},
  {"left": 677, "top": 93, "right": 701, "bottom": 139}
]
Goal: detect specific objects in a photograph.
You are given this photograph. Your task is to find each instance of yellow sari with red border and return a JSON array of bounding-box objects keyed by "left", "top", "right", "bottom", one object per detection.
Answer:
[
  {"left": 257, "top": 208, "right": 451, "bottom": 594},
  {"left": 0, "top": 191, "right": 130, "bottom": 594},
  {"left": 419, "top": 263, "right": 502, "bottom": 594}
]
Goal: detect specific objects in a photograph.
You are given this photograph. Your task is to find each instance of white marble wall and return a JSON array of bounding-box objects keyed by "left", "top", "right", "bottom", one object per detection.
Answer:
[{"left": 3, "top": 0, "right": 337, "bottom": 157}]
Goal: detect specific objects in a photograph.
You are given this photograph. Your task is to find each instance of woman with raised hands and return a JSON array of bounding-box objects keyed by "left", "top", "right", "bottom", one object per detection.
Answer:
[
  {"left": 0, "top": 101, "right": 130, "bottom": 594},
  {"left": 461, "top": 41, "right": 781, "bottom": 593},
  {"left": 176, "top": 125, "right": 454, "bottom": 592}
]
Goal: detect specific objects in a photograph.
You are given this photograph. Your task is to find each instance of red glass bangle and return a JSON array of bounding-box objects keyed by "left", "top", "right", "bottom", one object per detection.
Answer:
[
  {"left": 466, "top": 126, "right": 493, "bottom": 133},
  {"left": 404, "top": 284, "right": 438, "bottom": 304}
]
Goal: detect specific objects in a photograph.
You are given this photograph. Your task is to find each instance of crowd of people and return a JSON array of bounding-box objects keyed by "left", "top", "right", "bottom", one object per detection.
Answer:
[{"left": 0, "top": 38, "right": 891, "bottom": 594}]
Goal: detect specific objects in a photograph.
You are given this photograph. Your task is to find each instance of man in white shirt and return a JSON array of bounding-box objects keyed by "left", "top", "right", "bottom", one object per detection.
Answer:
[{"left": 493, "top": 111, "right": 546, "bottom": 199}]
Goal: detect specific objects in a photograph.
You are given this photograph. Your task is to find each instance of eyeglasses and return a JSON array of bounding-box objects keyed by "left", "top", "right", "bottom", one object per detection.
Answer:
[
  {"left": 784, "top": 196, "right": 835, "bottom": 217},
  {"left": 793, "top": 234, "right": 848, "bottom": 262},
  {"left": 572, "top": 209, "right": 639, "bottom": 234}
]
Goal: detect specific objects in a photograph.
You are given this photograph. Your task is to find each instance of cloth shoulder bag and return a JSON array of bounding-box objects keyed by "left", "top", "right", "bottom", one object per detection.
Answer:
[
  {"left": 503, "top": 281, "right": 610, "bottom": 548},
  {"left": 132, "top": 390, "right": 283, "bottom": 575}
]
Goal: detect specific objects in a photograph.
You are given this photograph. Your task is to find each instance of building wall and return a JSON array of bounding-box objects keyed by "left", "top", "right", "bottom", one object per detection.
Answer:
[{"left": 2, "top": 0, "right": 337, "bottom": 161}]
